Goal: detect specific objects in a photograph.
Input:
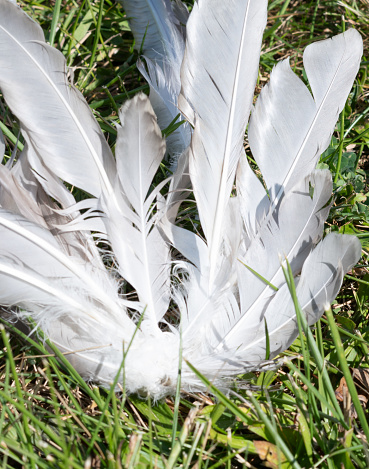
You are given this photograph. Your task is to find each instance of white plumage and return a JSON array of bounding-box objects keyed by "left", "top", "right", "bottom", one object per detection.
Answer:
[
  {"left": 0, "top": 0, "right": 363, "bottom": 399},
  {"left": 118, "top": 0, "right": 191, "bottom": 161}
]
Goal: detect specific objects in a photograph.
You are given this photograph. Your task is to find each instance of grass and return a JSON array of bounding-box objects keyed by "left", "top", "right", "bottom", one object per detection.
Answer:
[{"left": 0, "top": 0, "right": 368, "bottom": 467}]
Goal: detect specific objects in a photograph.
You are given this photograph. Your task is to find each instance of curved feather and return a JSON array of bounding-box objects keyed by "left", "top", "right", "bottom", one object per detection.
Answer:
[
  {"left": 233, "top": 233, "right": 362, "bottom": 362},
  {"left": 209, "top": 29, "right": 363, "bottom": 352},
  {"left": 0, "top": 0, "right": 115, "bottom": 197},
  {"left": 249, "top": 29, "right": 363, "bottom": 208},
  {"left": 0, "top": 206, "right": 139, "bottom": 385},
  {"left": 0, "top": 210, "right": 134, "bottom": 325},
  {"left": 213, "top": 170, "right": 333, "bottom": 349}
]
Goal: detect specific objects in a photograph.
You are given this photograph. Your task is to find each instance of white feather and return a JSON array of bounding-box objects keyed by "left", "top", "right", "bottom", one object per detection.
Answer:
[
  {"left": 248, "top": 29, "right": 363, "bottom": 208},
  {"left": 0, "top": 0, "right": 115, "bottom": 198},
  {"left": 120, "top": 0, "right": 191, "bottom": 159},
  {"left": 119, "top": 0, "right": 185, "bottom": 63},
  {"left": 178, "top": 0, "right": 268, "bottom": 288},
  {"left": 103, "top": 94, "right": 171, "bottom": 327}
]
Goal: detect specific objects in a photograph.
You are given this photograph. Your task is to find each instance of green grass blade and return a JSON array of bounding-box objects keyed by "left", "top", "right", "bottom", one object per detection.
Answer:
[
  {"left": 325, "top": 306, "right": 369, "bottom": 441},
  {"left": 48, "top": 0, "right": 62, "bottom": 45}
]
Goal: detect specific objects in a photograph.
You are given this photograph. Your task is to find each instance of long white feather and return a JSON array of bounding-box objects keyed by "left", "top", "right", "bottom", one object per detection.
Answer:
[
  {"left": 164, "top": 0, "right": 268, "bottom": 346},
  {"left": 204, "top": 28, "right": 363, "bottom": 351},
  {"left": 102, "top": 94, "right": 171, "bottom": 328},
  {"left": 0, "top": 0, "right": 115, "bottom": 198},
  {"left": 234, "top": 233, "right": 361, "bottom": 362},
  {"left": 178, "top": 0, "right": 268, "bottom": 288},
  {"left": 248, "top": 29, "right": 363, "bottom": 208}
]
